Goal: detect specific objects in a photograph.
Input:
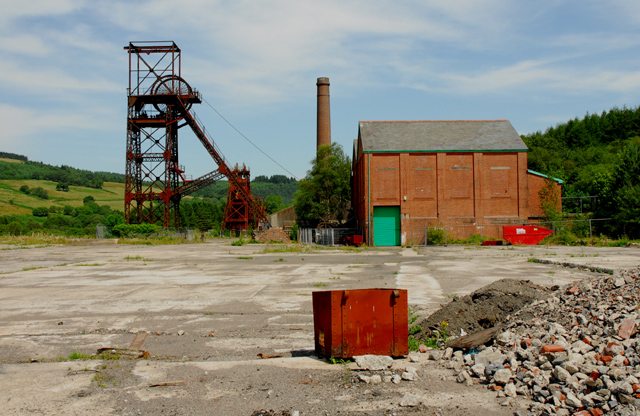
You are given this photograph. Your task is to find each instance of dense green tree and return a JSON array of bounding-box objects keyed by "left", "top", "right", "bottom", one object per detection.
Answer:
[
  {"left": 192, "top": 179, "right": 297, "bottom": 206},
  {"left": 254, "top": 174, "right": 296, "bottom": 184},
  {"left": 0, "top": 152, "right": 28, "bottom": 161},
  {"left": 522, "top": 107, "right": 640, "bottom": 238},
  {"left": 264, "top": 195, "right": 283, "bottom": 214},
  {"left": 32, "top": 207, "right": 49, "bottom": 217},
  {"left": 610, "top": 141, "right": 640, "bottom": 238},
  {"left": 179, "top": 197, "right": 225, "bottom": 231},
  {"left": 293, "top": 143, "right": 351, "bottom": 227},
  {"left": 30, "top": 187, "right": 49, "bottom": 200}
]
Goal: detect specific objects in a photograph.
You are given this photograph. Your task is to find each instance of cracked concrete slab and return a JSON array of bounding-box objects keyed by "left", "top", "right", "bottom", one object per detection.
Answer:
[{"left": 0, "top": 240, "right": 637, "bottom": 415}]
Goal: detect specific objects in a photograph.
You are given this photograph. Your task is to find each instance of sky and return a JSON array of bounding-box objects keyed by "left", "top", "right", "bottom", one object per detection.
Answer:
[{"left": 1, "top": 0, "right": 640, "bottom": 180}]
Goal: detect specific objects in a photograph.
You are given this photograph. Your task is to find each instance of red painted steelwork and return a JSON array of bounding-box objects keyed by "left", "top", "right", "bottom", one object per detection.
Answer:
[
  {"left": 223, "top": 165, "right": 267, "bottom": 232},
  {"left": 312, "top": 289, "right": 408, "bottom": 358},
  {"left": 502, "top": 225, "right": 553, "bottom": 245},
  {"left": 123, "top": 41, "right": 268, "bottom": 229}
]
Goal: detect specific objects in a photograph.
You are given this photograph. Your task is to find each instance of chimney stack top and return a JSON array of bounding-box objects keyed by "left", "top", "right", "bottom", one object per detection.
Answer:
[{"left": 316, "top": 76, "right": 331, "bottom": 150}]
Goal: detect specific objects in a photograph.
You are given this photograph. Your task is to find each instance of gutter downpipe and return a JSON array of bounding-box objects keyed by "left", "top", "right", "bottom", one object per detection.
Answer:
[{"left": 367, "top": 153, "right": 371, "bottom": 246}]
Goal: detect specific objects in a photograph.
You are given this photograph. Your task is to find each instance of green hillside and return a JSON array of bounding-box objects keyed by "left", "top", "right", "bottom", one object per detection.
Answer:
[
  {"left": 193, "top": 174, "right": 298, "bottom": 208},
  {"left": 0, "top": 152, "right": 298, "bottom": 236},
  {"left": 0, "top": 153, "right": 297, "bottom": 212},
  {"left": 0, "top": 153, "right": 124, "bottom": 189},
  {"left": 0, "top": 179, "right": 124, "bottom": 216},
  {"left": 522, "top": 106, "right": 640, "bottom": 238}
]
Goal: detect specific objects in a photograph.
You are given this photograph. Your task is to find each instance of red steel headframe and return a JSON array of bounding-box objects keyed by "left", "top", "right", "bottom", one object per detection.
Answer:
[{"left": 124, "top": 41, "right": 268, "bottom": 230}]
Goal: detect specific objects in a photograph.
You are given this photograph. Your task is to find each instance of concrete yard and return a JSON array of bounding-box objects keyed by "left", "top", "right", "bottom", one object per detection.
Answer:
[{"left": 0, "top": 241, "right": 638, "bottom": 415}]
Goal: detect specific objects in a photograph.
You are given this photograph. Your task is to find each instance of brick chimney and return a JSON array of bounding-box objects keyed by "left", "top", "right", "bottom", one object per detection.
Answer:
[{"left": 316, "top": 77, "right": 331, "bottom": 150}]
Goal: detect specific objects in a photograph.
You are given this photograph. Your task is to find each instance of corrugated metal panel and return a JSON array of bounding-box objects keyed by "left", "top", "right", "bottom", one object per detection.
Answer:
[{"left": 373, "top": 206, "right": 400, "bottom": 246}]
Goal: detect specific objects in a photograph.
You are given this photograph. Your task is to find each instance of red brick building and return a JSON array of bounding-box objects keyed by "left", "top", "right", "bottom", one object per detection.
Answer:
[{"left": 351, "top": 120, "right": 562, "bottom": 246}]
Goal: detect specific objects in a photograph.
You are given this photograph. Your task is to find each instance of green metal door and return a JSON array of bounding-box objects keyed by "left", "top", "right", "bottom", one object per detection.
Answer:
[{"left": 373, "top": 206, "right": 400, "bottom": 246}]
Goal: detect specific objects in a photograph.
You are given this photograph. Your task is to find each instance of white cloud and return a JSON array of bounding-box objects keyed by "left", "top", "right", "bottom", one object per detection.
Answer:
[
  {"left": 0, "top": 104, "right": 84, "bottom": 152},
  {"left": 550, "top": 32, "right": 640, "bottom": 52},
  {"left": 0, "top": 103, "right": 118, "bottom": 136},
  {"left": 44, "top": 24, "right": 120, "bottom": 55},
  {"left": 94, "top": 0, "right": 517, "bottom": 106},
  {"left": 0, "top": 61, "right": 120, "bottom": 97},
  {"left": 1, "top": 0, "right": 640, "bottom": 174},
  {"left": 597, "top": 0, "right": 640, "bottom": 25},
  {"left": 0, "top": 34, "right": 50, "bottom": 57},
  {"left": 430, "top": 59, "right": 640, "bottom": 95},
  {"left": 0, "top": 0, "right": 85, "bottom": 25}
]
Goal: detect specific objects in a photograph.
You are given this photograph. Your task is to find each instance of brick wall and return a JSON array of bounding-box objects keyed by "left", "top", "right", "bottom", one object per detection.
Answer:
[
  {"left": 528, "top": 173, "right": 562, "bottom": 218},
  {"left": 354, "top": 151, "right": 542, "bottom": 244}
]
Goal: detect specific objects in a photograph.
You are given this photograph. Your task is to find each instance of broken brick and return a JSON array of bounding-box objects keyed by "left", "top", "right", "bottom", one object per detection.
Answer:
[
  {"left": 540, "top": 344, "right": 565, "bottom": 353},
  {"left": 600, "top": 355, "right": 613, "bottom": 364},
  {"left": 618, "top": 318, "right": 636, "bottom": 340},
  {"left": 566, "top": 286, "right": 580, "bottom": 295}
]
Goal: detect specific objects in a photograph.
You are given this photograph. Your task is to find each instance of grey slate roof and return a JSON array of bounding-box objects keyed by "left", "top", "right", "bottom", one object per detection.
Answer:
[{"left": 358, "top": 120, "right": 528, "bottom": 153}]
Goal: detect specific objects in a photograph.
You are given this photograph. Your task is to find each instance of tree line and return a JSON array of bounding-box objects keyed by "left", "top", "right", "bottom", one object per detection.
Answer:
[
  {"left": 0, "top": 151, "right": 28, "bottom": 161},
  {"left": 522, "top": 106, "right": 640, "bottom": 238},
  {"left": 0, "top": 155, "right": 124, "bottom": 189}
]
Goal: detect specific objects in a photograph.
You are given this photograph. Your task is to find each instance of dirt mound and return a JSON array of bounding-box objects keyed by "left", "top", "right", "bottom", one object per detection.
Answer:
[
  {"left": 417, "top": 279, "right": 551, "bottom": 338},
  {"left": 255, "top": 227, "right": 291, "bottom": 244}
]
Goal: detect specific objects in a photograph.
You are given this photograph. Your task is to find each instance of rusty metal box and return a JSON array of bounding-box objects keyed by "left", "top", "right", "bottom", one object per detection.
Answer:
[{"left": 312, "top": 288, "right": 408, "bottom": 358}]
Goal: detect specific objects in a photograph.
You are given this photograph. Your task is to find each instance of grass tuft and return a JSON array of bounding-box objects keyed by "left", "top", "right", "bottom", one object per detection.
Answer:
[
  {"left": 261, "top": 244, "right": 315, "bottom": 254},
  {"left": 67, "top": 351, "right": 94, "bottom": 361},
  {"left": 124, "top": 255, "right": 146, "bottom": 261}
]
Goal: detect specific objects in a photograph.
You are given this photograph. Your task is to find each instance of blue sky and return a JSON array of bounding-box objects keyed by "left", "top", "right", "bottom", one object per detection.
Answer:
[{"left": 1, "top": 1, "right": 640, "bottom": 179}]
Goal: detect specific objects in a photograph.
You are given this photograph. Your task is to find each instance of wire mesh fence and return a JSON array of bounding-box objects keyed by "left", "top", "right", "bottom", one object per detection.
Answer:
[
  {"left": 418, "top": 217, "right": 616, "bottom": 245},
  {"left": 298, "top": 228, "right": 358, "bottom": 245}
]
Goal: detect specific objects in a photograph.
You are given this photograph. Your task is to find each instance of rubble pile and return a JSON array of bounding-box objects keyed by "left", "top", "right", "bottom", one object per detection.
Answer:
[
  {"left": 255, "top": 227, "right": 291, "bottom": 244},
  {"left": 353, "top": 354, "right": 419, "bottom": 385},
  {"left": 445, "top": 268, "right": 640, "bottom": 415}
]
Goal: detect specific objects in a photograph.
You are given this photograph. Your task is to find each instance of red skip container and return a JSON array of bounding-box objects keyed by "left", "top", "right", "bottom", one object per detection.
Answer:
[
  {"left": 502, "top": 225, "right": 553, "bottom": 245},
  {"left": 312, "top": 288, "right": 408, "bottom": 358}
]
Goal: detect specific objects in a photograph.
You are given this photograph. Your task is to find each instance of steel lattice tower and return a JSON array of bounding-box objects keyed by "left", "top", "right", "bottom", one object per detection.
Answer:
[
  {"left": 124, "top": 41, "right": 268, "bottom": 230},
  {"left": 224, "top": 165, "right": 252, "bottom": 232}
]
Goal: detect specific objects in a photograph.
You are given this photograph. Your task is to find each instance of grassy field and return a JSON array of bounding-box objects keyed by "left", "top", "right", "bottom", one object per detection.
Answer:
[
  {"left": 0, "top": 180, "right": 124, "bottom": 215},
  {"left": 0, "top": 157, "right": 24, "bottom": 164}
]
